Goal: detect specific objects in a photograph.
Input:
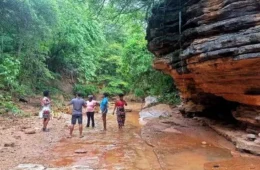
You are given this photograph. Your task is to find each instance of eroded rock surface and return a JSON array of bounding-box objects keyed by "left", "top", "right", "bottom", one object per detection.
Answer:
[
  {"left": 139, "top": 104, "right": 173, "bottom": 124},
  {"left": 146, "top": 0, "right": 260, "bottom": 126}
]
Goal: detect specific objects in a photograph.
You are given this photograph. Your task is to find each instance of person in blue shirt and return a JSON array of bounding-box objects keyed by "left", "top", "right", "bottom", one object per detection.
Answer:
[{"left": 100, "top": 93, "right": 109, "bottom": 131}]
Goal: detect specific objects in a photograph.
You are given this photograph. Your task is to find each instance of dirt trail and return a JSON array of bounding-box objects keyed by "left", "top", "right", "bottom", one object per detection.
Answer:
[{"left": 1, "top": 102, "right": 260, "bottom": 170}]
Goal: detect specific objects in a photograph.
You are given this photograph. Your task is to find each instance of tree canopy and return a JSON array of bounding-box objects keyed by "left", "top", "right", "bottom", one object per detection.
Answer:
[{"left": 0, "top": 0, "right": 179, "bottom": 112}]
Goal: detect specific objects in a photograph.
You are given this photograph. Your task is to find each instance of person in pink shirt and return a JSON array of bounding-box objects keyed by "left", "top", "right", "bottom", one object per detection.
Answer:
[{"left": 86, "top": 95, "right": 97, "bottom": 128}]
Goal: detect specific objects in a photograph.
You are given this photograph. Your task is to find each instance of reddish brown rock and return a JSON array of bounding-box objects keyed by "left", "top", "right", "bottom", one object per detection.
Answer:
[{"left": 146, "top": 0, "right": 260, "bottom": 126}]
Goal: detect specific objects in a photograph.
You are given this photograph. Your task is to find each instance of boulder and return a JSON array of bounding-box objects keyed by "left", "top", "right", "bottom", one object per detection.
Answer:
[
  {"left": 139, "top": 104, "right": 172, "bottom": 124},
  {"left": 236, "top": 138, "right": 260, "bottom": 155},
  {"left": 246, "top": 134, "right": 257, "bottom": 141},
  {"left": 144, "top": 96, "right": 158, "bottom": 108},
  {"left": 146, "top": 0, "right": 260, "bottom": 126}
]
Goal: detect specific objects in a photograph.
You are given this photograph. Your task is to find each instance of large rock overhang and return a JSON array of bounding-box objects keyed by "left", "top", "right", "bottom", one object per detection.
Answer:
[{"left": 146, "top": 0, "right": 260, "bottom": 126}]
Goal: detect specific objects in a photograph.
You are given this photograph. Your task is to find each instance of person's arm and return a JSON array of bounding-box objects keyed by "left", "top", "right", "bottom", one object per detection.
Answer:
[
  {"left": 67, "top": 100, "right": 73, "bottom": 106},
  {"left": 124, "top": 100, "right": 128, "bottom": 106},
  {"left": 113, "top": 102, "right": 117, "bottom": 115},
  {"left": 83, "top": 101, "right": 87, "bottom": 108},
  {"left": 95, "top": 100, "right": 100, "bottom": 106},
  {"left": 46, "top": 98, "right": 51, "bottom": 105}
]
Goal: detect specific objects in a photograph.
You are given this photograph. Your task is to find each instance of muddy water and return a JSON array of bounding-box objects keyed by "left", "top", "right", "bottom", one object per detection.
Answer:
[
  {"left": 47, "top": 103, "right": 259, "bottom": 170},
  {"left": 49, "top": 103, "right": 161, "bottom": 169}
]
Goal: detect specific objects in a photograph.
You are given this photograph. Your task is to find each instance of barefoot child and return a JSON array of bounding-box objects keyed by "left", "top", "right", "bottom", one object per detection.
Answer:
[
  {"left": 100, "top": 93, "right": 109, "bottom": 131},
  {"left": 68, "top": 93, "right": 86, "bottom": 138},
  {"left": 41, "top": 90, "right": 51, "bottom": 132}
]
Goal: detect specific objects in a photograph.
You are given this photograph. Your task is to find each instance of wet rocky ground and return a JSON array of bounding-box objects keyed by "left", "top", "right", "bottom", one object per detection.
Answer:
[{"left": 1, "top": 103, "right": 260, "bottom": 170}]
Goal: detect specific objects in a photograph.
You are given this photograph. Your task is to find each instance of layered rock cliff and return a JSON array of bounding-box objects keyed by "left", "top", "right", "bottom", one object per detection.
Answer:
[{"left": 146, "top": 0, "right": 260, "bottom": 126}]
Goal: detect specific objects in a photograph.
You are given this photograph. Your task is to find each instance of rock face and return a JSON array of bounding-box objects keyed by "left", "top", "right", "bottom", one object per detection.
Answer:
[
  {"left": 139, "top": 104, "right": 173, "bottom": 125},
  {"left": 146, "top": 0, "right": 260, "bottom": 126}
]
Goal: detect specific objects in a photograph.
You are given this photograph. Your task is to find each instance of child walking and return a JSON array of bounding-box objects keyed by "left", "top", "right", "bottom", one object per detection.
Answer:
[{"left": 41, "top": 90, "right": 51, "bottom": 132}]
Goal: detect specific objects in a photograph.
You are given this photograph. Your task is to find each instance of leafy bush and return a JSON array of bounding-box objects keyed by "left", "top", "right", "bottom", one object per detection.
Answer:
[
  {"left": 134, "top": 88, "right": 145, "bottom": 98},
  {"left": 0, "top": 93, "right": 20, "bottom": 114},
  {"left": 0, "top": 55, "right": 20, "bottom": 90},
  {"left": 158, "top": 92, "right": 181, "bottom": 105},
  {"left": 73, "top": 84, "right": 99, "bottom": 97},
  {"left": 101, "top": 87, "right": 124, "bottom": 96}
]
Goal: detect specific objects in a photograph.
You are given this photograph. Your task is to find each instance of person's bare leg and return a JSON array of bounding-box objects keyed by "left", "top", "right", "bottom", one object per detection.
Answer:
[
  {"left": 79, "top": 124, "right": 83, "bottom": 138},
  {"left": 45, "top": 119, "right": 50, "bottom": 131},
  {"left": 42, "top": 119, "right": 45, "bottom": 131},
  {"left": 104, "top": 115, "right": 107, "bottom": 130},
  {"left": 69, "top": 124, "right": 74, "bottom": 138},
  {"left": 102, "top": 114, "right": 106, "bottom": 130}
]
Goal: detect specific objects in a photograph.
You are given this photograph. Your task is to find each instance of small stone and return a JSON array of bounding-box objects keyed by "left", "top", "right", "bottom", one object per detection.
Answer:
[
  {"left": 4, "top": 142, "right": 15, "bottom": 147},
  {"left": 202, "top": 141, "right": 207, "bottom": 145},
  {"left": 74, "top": 149, "right": 87, "bottom": 154},
  {"left": 255, "top": 116, "right": 260, "bottom": 121},
  {"left": 12, "top": 164, "right": 45, "bottom": 170},
  {"left": 72, "top": 165, "right": 91, "bottom": 170},
  {"left": 254, "top": 139, "right": 260, "bottom": 144},
  {"left": 213, "top": 164, "right": 220, "bottom": 168},
  {"left": 20, "top": 125, "right": 31, "bottom": 130},
  {"left": 24, "top": 129, "right": 36, "bottom": 134},
  {"left": 246, "top": 134, "right": 256, "bottom": 141},
  {"left": 230, "top": 151, "right": 241, "bottom": 157},
  {"left": 0, "top": 147, "right": 8, "bottom": 153},
  {"left": 14, "top": 135, "right": 21, "bottom": 139}
]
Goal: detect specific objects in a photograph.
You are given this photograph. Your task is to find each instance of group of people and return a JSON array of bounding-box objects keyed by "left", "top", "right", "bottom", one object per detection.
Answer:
[{"left": 40, "top": 91, "right": 128, "bottom": 138}]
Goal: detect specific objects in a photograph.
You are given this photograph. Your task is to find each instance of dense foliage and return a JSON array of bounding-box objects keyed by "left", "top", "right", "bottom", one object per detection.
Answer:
[{"left": 0, "top": 0, "right": 179, "bottom": 112}]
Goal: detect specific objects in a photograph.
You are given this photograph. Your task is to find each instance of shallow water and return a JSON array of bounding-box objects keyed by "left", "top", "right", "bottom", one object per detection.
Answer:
[{"left": 47, "top": 103, "right": 259, "bottom": 170}]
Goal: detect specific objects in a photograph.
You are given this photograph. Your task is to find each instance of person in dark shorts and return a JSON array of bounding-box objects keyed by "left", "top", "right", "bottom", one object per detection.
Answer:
[
  {"left": 41, "top": 90, "right": 51, "bottom": 132},
  {"left": 100, "top": 93, "right": 109, "bottom": 131},
  {"left": 68, "top": 93, "right": 86, "bottom": 138}
]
